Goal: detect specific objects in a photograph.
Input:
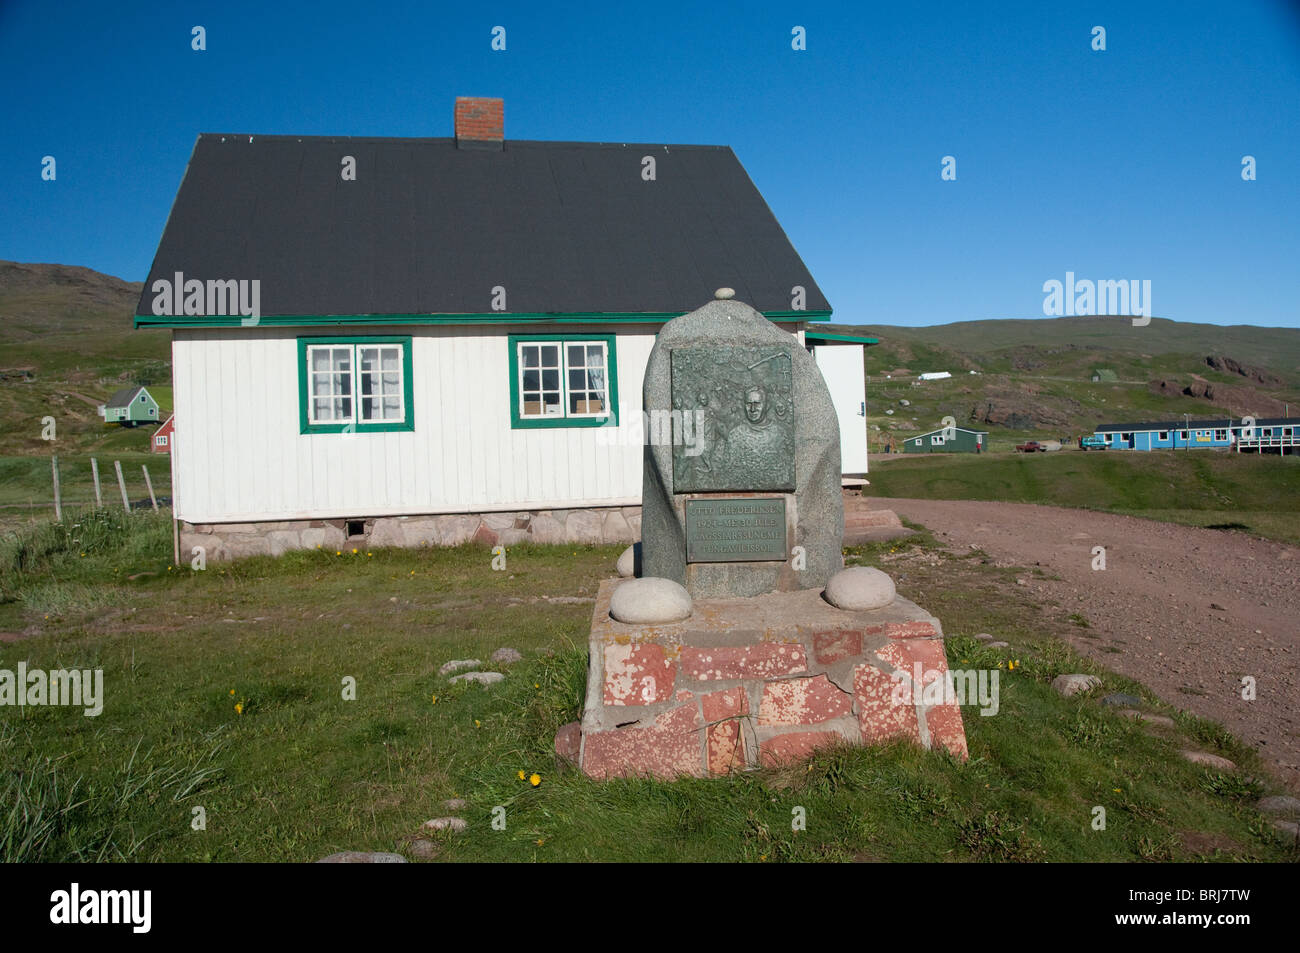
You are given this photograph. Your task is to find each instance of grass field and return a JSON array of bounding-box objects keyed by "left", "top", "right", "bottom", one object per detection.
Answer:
[
  {"left": 866, "top": 450, "right": 1300, "bottom": 544},
  {"left": 1, "top": 509, "right": 1295, "bottom": 862},
  {"left": 0, "top": 453, "right": 170, "bottom": 538}
]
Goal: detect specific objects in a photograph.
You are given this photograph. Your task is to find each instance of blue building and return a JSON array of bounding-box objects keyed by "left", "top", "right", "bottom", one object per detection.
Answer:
[{"left": 1093, "top": 417, "right": 1298, "bottom": 454}]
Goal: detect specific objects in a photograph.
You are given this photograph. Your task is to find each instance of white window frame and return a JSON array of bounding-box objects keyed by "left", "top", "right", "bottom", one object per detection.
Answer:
[
  {"left": 514, "top": 339, "right": 612, "bottom": 423},
  {"left": 304, "top": 340, "right": 409, "bottom": 429}
]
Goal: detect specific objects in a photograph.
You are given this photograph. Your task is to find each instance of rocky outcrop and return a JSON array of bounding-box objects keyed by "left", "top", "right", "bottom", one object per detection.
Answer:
[{"left": 1206, "top": 355, "right": 1283, "bottom": 388}]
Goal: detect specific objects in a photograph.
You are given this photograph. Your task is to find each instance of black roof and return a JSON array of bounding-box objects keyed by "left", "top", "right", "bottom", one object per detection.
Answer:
[
  {"left": 104, "top": 386, "right": 148, "bottom": 408},
  {"left": 1094, "top": 417, "right": 1293, "bottom": 432},
  {"left": 137, "top": 134, "right": 830, "bottom": 322}
]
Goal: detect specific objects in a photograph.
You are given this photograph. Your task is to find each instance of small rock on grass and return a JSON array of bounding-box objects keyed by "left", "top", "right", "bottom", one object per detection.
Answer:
[
  {"left": 317, "top": 851, "right": 407, "bottom": 863},
  {"left": 1181, "top": 749, "right": 1236, "bottom": 771},
  {"left": 407, "top": 840, "right": 440, "bottom": 860},
  {"left": 972, "top": 633, "right": 996, "bottom": 642},
  {"left": 1101, "top": 692, "right": 1142, "bottom": 707},
  {"left": 1257, "top": 795, "right": 1300, "bottom": 815},
  {"left": 1052, "top": 674, "right": 1101, "bottom": 697},
  {"left": 423, "top": 817, "right": 467, "bottom": 833},
  {"left": 439, "top": 659, "right": 481, "bottom": 677},
  {"left": 450, "top": 671, "right": 504, "bottom": 686},
  {"left": 987, "top": 641, "right": 1010, "bottom": 648},
  {"left": 1270, "top": 819, "right": 1299, "bottom": 838},
  {"left": 490, "top": 647, "right": 522, "bottom": 664}
]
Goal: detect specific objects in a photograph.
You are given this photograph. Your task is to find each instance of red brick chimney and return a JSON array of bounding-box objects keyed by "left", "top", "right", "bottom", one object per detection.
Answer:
[{"left": 454, "top": 97, "right": 504, "bottom": 150}]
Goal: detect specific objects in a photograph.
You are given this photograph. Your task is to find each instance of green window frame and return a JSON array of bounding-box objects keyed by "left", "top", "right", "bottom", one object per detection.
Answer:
[
  {"left": 297, "top": 335, "right": 414, "bottom": 434},
  {"left": 508, "top": 334, "right": 618, "bottom": 429}
]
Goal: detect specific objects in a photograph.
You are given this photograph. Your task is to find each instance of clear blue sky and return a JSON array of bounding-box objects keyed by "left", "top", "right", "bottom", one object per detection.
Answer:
[{"left": 2, "top": 0, "right": 1297, "bottom": 328}]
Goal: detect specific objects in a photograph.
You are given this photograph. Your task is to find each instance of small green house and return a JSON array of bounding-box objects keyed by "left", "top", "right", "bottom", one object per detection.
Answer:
[
  {"left": 99, "top": 385, "right": 160, "bottom": 426},
  {"left": 903, "top": 425, "right": 988, "bottom": 453}
]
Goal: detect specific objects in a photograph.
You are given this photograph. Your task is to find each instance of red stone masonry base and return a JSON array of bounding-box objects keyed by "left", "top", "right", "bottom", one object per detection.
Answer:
[{"left": 579, "top": 578, "right": 970, "bottom": 779}]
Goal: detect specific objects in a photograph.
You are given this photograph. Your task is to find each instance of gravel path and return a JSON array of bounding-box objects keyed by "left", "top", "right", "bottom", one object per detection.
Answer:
[{"left": 871, "top": 497, "right": 1300, "bottom": 790}]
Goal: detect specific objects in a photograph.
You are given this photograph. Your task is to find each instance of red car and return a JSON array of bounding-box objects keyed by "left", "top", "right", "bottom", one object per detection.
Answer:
[{"left": 1015, "top": 441, "right": 1046, "bottom": 452}]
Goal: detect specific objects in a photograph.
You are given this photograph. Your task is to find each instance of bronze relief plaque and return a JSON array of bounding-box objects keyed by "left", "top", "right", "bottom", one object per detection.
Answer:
[{"left": 670, "top": 346, "right": 795, "bottom": 492}]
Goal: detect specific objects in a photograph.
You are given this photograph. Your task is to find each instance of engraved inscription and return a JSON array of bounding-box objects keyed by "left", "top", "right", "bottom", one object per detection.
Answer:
[
  {"left": 670, "top": 346, "right": 794, "bottom": 492},
  {"left": 685, "top": 498, "right": 788, "bottom": 563}
]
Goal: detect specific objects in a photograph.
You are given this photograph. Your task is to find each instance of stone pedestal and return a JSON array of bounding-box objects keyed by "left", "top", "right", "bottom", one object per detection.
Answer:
[{"left": 579, "top": 578, "right": 969, "bottom": 779}]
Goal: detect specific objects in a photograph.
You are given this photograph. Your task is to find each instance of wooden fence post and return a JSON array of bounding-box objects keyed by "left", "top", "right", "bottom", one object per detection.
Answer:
[
  {"left": 114, "top": 460, "right": 130, "bottom": 512},
  {"left": 51, "top": 455, "right": 62, "bottom": 522},
  {"left": 91, "top": 457, "right": 103, "bottom": 506},
  {"left": 142, "top": 465, "right": 158, "bottom": 511}
]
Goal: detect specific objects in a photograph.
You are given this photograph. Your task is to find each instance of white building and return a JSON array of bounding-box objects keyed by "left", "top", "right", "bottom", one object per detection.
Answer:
[{"left": 137, "top": 99, "right": 871, "bottom": 559}]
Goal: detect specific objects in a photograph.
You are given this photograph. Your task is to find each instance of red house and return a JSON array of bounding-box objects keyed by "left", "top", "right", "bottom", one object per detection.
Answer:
[{"left": 152, "top": 414, "right": 175, "bottom": 453}]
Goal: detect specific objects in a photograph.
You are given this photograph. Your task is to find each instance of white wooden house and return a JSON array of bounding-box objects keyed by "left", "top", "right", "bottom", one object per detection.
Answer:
[{"left": 136, "top": 98, "right": 870, "bottom": 559}]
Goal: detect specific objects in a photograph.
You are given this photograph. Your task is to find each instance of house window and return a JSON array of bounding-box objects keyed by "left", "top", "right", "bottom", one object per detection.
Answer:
[
  {"left": 1179, "top": 430, "right": 1188, "bottom": 440},
  {"left": 1158, "top": 431, "right": 1169, "bottom": 440},
  {"left": 508, "top": 335, "right": 618, "bottom": 429},
  {"left": 1215, "top": 429, "right": 1227, "bottom": 440},
  {"left": 297, "top": 336, "right": 414, "bottom": 434},
  {"left": 931, "top": 435, "right": 945, "bottom": 445},
  {"left": 1122, "top": 432, "right": 1134, "bottom": 441},
  {"left": 156, "top": 435, "right": 168, "bottom": 447}
]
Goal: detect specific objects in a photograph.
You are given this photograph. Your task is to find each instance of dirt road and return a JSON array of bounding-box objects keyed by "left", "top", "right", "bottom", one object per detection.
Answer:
[{"left": 870, "top": 497, "right": 1300, "bottom": 790}]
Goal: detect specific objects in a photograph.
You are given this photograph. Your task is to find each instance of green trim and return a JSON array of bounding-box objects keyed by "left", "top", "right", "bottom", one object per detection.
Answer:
[
  {"left": 805, "top": 331, "right": 879, "bottom": 345},
  {"left": 296, "top": 335, "right": 415, "bottom": 434},
  {"left": 136, "top": 310, "right": 833, "bottom": 329},
  {"left": 507, "top": 334, "right": 619, "bottom": 430}
]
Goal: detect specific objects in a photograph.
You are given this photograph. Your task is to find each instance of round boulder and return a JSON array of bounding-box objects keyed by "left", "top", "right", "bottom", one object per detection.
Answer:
[
  {"left": 823, "top": 566, "right": 896, "bottom": 611},
  {"left": 616, "top": 542, "right": 642, "bottom": 578},
  {"left": 609, "top": 577, "right": 692, "bottom": 624}
]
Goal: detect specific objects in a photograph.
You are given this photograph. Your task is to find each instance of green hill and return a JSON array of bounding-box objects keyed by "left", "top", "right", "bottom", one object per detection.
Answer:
[
  {"left": 820, "top": 316, "right": 1300, "bottom": 449},
  {"left": 0, "top": 260, "right": 167, "bottom": 460}
]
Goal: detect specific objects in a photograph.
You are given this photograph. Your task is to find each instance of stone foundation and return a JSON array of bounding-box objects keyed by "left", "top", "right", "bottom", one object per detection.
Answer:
[
  {"left": 580, "top": 577, "right": 968, "bottom": 779},
  {"left": 181, "top": 506, "right": 642, "bottom": 561}
]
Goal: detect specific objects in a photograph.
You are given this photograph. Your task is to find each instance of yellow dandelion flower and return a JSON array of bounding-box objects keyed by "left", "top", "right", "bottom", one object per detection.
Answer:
[
  {"left": 235, "top": 702, "right": 244, "bottom": 715},
  {"left": 517, "top": 770, "right": 527, "bottom": 781},
  {"left": 367, "top": 552, "right": 372, "bottom": 557},
  {"left": 430, "top": 694, "right": 437, "bottom": 704},
  {"left": 335, "top": 550, "right": 341, "bottom": 556},
  {"left": 529, "top": 774, "right": 541, "bottom": 787},
  {"left": 474, "top": 719, "right": 481, "bottom": 727},
  {"left": 351, "top": 547, "right": 358, "bottom": 554},
  {"left": 229, "top": 689, "right": 235, "bottom": 696},
  {"left": 536, "top": 838, "right": 544, "bottom": 846},
  {"left": 1113, "top": 788, "right": 1122, "bottom": 793}
]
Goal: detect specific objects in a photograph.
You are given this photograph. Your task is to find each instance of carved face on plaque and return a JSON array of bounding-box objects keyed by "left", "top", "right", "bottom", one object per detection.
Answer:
[{"left": 670, "top": 346, "right": 794, "bottom": 492}]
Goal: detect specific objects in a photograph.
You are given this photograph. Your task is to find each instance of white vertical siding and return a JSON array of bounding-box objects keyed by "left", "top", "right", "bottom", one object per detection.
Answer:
[
  {"left": 812, "top": 344, "right": 870, "bottom": 474},
  {"left": 172, "top": 325, "right": 656, "bottom": 523}
]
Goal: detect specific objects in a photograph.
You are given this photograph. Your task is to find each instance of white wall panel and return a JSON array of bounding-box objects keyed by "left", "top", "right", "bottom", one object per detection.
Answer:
[{"left": 173, "top": 325, "right": 656, "bottom": 523}]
